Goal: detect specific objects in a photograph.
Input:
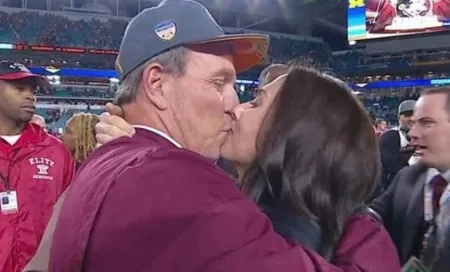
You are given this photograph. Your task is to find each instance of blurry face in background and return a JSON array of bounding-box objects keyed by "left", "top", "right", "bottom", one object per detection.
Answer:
[
  {"left": 399, "top": 111, "right": 414, "bottom": 132},
  {"left": 378, "top": 121, "right": 387, "bottom": 131},
  {"left": 61, "top": 117, "right": 77, "bottom": 154},
  {"left": 31, "top": 115, "right": 47, "bottom": 131},
  {"left": 409, "top": 93, "right": 450, "bottom": 172},
  {"left": 220, "top": 75, "right": 287, "bottom": 169}
]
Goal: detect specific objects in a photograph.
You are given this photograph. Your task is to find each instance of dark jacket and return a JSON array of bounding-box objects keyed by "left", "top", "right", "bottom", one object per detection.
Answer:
[
  {"left": 262, "top": 205, "right": 322, "bottom": 252},
  {"left": 371, "top": 163, "right": 450, "bottom": 271},
  {"left": 264, "top": 205, "right": 400, "bottom": 271},
  {"left": 371, "top": 163, "right": 428, "bottom": 264},
  {"left": 0, "top": 123, "right": 75, "bottom": 272},
  {"left": 379, "top": 129, "right": 414, "bottom": 189}
]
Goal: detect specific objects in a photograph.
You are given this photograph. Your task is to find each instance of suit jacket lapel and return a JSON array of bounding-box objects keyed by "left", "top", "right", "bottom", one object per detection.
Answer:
[
  {"left": 401, "top": 169, "right": 426, "bottom": 262},
  {"left": 434, "top": 200, "right": 450, "bottom": 271}
]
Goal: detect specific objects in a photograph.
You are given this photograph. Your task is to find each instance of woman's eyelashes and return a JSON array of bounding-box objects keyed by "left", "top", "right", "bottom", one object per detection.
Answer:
[{"left": 250, "top": 96, "right": 262, "bottom": 107}]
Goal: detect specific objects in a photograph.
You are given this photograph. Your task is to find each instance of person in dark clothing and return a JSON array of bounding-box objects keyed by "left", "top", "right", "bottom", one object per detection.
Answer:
[
  {"left": 379, "top": 99, "right": 416, "bottom": 191},
  {"left": 371, "top": 88, "right": 450, "bottom": 272}
]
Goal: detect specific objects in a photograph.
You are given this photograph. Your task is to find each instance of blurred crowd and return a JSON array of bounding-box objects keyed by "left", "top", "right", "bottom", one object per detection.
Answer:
[
  {"left": 335, "top": 48, "right": 450, "bottom": 68},
  {"left": 0, "top": 10, "right": 449, "bottom": 72},
  {"left": 0, "top": 11, "right": 333, "bottom": 66},
  {"left": 0, "top": 11, "right": 125, "bottom": 49},
  {"left": 34, "top": 83, "right": 421, "bottom": 132}
]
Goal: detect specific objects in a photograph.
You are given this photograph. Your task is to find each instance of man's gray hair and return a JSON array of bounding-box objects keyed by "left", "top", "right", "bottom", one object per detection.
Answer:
[{"left": 114, "top": 46, "right": 189, "bottom": 106}]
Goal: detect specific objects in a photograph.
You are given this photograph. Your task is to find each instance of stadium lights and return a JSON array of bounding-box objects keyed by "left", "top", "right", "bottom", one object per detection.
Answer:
[{"left": 46, "top": 75, "right": 61, "bottom": 85}]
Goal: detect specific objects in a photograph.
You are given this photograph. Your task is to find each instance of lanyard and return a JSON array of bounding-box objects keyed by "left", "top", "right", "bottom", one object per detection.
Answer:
[
  {"left": 423, "top": 178, "right": 450, "bottom": 222},
  {"left": 0, "top": 150, "right": 19, "bottom": 192},
  {"left": 421, "top": 175, "right": 450, "bottom": 265}
]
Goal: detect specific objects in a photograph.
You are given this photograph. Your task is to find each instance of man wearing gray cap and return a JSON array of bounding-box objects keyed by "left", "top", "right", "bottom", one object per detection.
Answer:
[
  {"left": 379, "top": 99, "right": 416, "bottom": 191},
  {"left": 48, "top": 1, "right": 342, "bottom": 271}
]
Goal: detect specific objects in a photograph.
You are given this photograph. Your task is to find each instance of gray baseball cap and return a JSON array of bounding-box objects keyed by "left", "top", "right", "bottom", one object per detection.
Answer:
[
  {"left": 116, "top": 0, "right": 269, "bottom": 80},
  {"left": 398, "top": 100, "right": 416, "bottom": 115}
]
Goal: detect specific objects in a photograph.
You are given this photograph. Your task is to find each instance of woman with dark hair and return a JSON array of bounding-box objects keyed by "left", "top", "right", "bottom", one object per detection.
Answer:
[
  {"left": 73, "top": 66, "right": 400, "bottom": 271},
  {"left": 222, "top": 66, "right": 383, "bottom": 260}
]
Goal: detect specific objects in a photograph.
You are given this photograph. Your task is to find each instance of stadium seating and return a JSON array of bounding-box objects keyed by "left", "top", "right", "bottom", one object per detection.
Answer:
[
  {"left": 36, "top": 83, "right": 419, "bottom": 130},
  {"left": 0, "top": 10, "right": 332, "bottom": 66},
  {"left": 0, "top": 10, "right": 444, "bottom": 131},
  {"left": 334, "top": 48, "right": 450, "bottom": 68},
  {"left": 1, "top": 10, "right": 448, "bottom": 73}
]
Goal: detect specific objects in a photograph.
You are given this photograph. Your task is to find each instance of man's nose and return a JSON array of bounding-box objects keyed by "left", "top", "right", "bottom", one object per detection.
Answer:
[
  {"left": 28, "top": 93, "right": 36, "bottom": 101},
  {"left": 223, "top": 85, "right": 239, "bottom": 112},
  {"left": 24, "top": 89, "right": 36, "bottom": 101},
  {"left": 408, "top": 123, "right": 419, "bottom": 141}
]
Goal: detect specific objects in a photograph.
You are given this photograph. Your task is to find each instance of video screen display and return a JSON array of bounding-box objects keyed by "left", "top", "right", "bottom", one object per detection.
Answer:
[{"left": 348, "top": 0, "right": 450, "bottom": 41}]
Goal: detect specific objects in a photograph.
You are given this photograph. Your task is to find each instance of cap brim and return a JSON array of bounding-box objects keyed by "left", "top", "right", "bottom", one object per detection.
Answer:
[
  {"left": 190, "top": 34, "right": 269, "bottom": 73},
  {"left": 0, "top": 71, "right": 49, "bottom": 86},
  {"left": 399, "top": 110, "right": 414, "bottom": 115}
]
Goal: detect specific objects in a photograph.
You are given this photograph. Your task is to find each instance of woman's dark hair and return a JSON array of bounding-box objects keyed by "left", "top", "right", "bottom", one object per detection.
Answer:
[{"left": 241, "top": 66, "right": 381, "bottom": 260}]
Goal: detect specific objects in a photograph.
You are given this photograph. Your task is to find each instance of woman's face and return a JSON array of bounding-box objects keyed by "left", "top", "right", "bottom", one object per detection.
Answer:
[
  {"left": 220, "top": 75, "right": 287, "bottom": 168},
  {"left": 62, "top": 117, "right": 77, "bottom": 154}
]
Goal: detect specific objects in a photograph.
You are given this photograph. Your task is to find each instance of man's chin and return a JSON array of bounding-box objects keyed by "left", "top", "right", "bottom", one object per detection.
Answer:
[
  {"left": 420, "top": 156, "right": 436, "bottom": 168},
  {"left": 20, "top": 113, "right": 34, "bottom": 124}
]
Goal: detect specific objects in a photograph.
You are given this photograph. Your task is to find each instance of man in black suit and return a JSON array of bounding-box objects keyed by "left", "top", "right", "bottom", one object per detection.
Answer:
[
  {"left": 379, "top": 99, "right": 416, "bottom": 191},
  {"left": 371, "top": 88, "right": 450, "bottom": 271}
]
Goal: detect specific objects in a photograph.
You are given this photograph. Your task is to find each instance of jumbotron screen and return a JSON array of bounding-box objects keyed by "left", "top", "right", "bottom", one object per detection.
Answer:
[{"left": 348, "top": 0, "right": 450, "bottom": 41}]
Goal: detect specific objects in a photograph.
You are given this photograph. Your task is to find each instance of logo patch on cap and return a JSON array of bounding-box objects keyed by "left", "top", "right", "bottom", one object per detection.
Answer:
[{"left": 155, "top": 20, "right": 177, "bottom": 41}]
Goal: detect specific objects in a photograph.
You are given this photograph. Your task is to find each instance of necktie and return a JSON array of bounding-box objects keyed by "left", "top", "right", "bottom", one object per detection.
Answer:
[
  {"left": 421, "top": 175, "right": 448, "bottom": 269},
  {"left": 431, "top": 175, "right": 447, "bottom": 216}
]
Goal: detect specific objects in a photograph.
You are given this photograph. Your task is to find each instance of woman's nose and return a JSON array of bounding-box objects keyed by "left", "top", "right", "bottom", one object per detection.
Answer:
[{"left": 230, "top": 103, "right": 250, "bottom": 121}]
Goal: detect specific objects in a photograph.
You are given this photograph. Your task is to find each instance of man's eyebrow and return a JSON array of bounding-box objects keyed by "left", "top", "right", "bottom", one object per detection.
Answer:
[
  {"left": 415, "top": 116, "right": 435, "bottom": 122},
  {"left": 211, "top": 67, "right": 236, "bottom": 80}
]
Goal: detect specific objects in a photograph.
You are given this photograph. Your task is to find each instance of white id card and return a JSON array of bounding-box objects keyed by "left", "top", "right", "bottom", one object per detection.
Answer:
[{"left": 0, "top": 191, "right": 18, "bottom": 214}]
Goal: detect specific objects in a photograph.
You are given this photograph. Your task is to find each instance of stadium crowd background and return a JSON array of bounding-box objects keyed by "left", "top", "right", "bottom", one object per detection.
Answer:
[{"left": 0, "top": 1, "right": 449, "bottom": 134}]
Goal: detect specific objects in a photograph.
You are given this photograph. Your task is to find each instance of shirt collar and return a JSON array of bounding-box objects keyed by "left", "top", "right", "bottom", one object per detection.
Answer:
[
  {"left": 425, "top": 168, "right": 450, "bottom": 185},
  {"left": 132, "top": 125, "right": 182, "bottom": 148}
]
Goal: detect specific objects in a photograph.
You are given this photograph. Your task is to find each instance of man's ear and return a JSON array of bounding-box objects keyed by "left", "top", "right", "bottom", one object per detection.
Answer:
[{"left": 141, "top": 63, "right": 168, "bottom": 110}]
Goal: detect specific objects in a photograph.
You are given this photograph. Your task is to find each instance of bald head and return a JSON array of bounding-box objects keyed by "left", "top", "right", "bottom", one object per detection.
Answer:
[
  {"left": 258, "top": 63, "right": 289, "bottom": 88},
  {"left": 31, "top": 114, "right": 47, "bottom": 130}
]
